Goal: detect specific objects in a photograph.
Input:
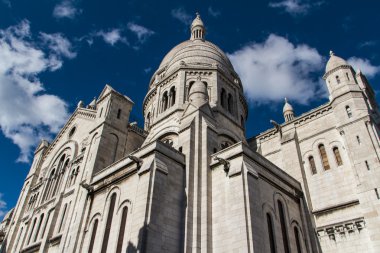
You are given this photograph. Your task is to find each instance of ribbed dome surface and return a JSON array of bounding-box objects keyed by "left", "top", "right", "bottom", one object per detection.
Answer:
[
  {"left": 283, "top": 100, "right": 294, "bottom": 113},
  {"left": 325, "top": 54, "right": 348, "bottom": 73},
  {"left": 157, "top": 39, "right": 235, "bottom": 75}
]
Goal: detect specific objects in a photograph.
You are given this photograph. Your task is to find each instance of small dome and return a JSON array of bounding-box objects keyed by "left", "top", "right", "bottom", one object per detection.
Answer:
[
  {"left": 325, "top": 51, "right": 348, "bottom": 73},
  {"left": 283, "top": 98, "right": 294, "bottom": 113},
  {"left": 189, "top": 77, "right": 208, "bottom": 105},
  {"left": 191, "top": 12, "right": 204, "bottom": 29}
]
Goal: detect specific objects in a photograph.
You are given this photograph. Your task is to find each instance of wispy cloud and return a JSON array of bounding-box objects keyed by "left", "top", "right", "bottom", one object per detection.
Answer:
[
  {"left": 96, "top": 29, "right": 128, "bottom": 46},
  {"left": 0, "top": 20, "right": 71, "bottom": 162},
  {"left": 2, "top": 0, "right": 11, "bottom": 8},
  {"left": 228, "top": 34, "right": 325, "bottom": 105},
  {"left": 0, "top": 193, "right": 7, "bottom": 219},
  {"left": 40, "top": 32, "right": 77, "bottom": 59},
  {"left": 269, "top": 0, "right": 323, "bottom": 16},
  {"left": 208, "top": 6, "right": 221, "bottom": 18},
  {"left": 53, "top": 0, "right": 81, "bottom": 19},
  {"left": 348, "top": 57, "right": 380, "bottom": 78},
  {"left": 171, "top": 8, "right": 192, "bottom": 25},
  {"left": 358, "top": 40, "right": 377, "bottom": 48},
  {"left": 127, "top": 22, "right": 155, "bottom": 43}
]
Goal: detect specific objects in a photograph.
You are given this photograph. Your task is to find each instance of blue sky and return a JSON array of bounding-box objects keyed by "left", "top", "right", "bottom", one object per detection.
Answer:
[{"left": 0, "top": 0, "right": 379, "bottom": 218}]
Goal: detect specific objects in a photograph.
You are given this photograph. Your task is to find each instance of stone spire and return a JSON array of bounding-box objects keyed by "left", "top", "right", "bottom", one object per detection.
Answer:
[
  {"left": 283, "top": 98, "right": 295, "bottom": 122},
  {"left": 190, "top": 12, "right": 205, "bottom": 40}
]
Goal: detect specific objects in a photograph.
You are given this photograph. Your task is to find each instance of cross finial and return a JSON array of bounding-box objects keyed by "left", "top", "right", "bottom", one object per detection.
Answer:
[
  {"left": 284, "top": 97, "right": 288, "bottom": 103},
  {"left": 196, "top": 12, "right": 200, "bottom": 18},
  {"left": 329, "top": 50, "right": 334, "bottom": 57}
]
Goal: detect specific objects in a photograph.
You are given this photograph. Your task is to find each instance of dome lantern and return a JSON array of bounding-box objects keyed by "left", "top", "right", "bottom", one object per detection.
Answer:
[
  {"left": 190, "top": 12, "right": 205, "bottom": 41},
  {"left": 283, "top": 98, "right": 295, "bottom": 122}
]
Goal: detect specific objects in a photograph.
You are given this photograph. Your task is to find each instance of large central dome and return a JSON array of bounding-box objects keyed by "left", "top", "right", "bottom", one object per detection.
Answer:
[
  {"left": 149, "top": 13, "right": 237, "bottom": 87},
  {"left": 158, "top": 39, "right": 235, "bottom": 75}
]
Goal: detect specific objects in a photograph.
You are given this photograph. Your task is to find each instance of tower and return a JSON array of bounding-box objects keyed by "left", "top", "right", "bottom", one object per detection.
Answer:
[{"left": 283, "top": 98, "right": 295, "bottom": 122}]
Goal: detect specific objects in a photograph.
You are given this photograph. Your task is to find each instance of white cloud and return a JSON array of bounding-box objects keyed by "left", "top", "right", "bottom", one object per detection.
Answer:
[
  {"left": 40, "top": 32, "right": 77, "bottom": 59},
  {"left": 348, "top": 57, "right": 380, "bottom": 78},
  {"left": 53, "top": 0, "right": 80, "bottom": 19},
  {"left": 208, "top": 7, "right": 221, "bottom": 17},
  {"left": 127, "top": 22, "right": 155, "bottom": 43},
  {"left": 269, "top": 0, "right": 322, "bottom": 16},
  {"left": 0, "top": 20, "right": 71, "bottom": 162},
  {"left": 171, "top": 8, "right": 192, "bottom": 25},
  {"left": 0, "top": 193, "right": 7, "bottom": 219},
  {"left": 96, "top": 29, "right": 128, "bottom": 46},
  {"left": 228, "top": 34, "right": 325, "bottom": 105}
]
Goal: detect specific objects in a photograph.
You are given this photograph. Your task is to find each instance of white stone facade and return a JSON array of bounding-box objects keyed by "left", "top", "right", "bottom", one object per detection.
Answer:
[
  {"left": 250, "top": 52, "right": 380, "bottom": 252},
  {"left": 1, "top": 14, "right": 378, "bottom": 253}
]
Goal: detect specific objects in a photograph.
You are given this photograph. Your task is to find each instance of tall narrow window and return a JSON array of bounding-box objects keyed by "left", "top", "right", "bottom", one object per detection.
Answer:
[
  {"left": 266, "top": 213, "right": 276, "bottom": 253},
  {"left": 117, "top": 109, "right": 121, "bottom": 119},
  {"left": 162, "top": 92, "right": 168, "bottom": 111},
  {"left": 294, "top": 227, "right": 302, "bottom": 253},
  {"left": 318, "top": 144, "right": 330, "bottom": 170},
  {"left": 41, "top": 211, "right": 51, "bottom": 239},
  {"left": 44, "top": 169, "right": 56, "bottom": 201},
  {"left": 241, "top": 116, "right": 244, "bottom": 127},
  {"left": 58, "top": 203, "right": 68, "bottom": 233},
  {"left": 170, "top": 87, "right": 176, "bottom": 106},
  {"left": 33, "top": 214, "right": 44, "bottom": 242},
  {"left": 88, "top": 219, "right": 98, "bottom": 253},
  {"left": 221, "top": 88, "right": 226, "bottom": 108},
  {"left": 336, "top": 75, "right": 340, "bottom": 84},
  {"left": 375, "top": 188, "right": 380, "bottom": 200},
  {"left": 346, "top": 106, "right": 352, "bottom": 118},
  {"left": 27, "top": 218, "right": 37, "bottom": 245},
  {"left": 227, "top": 93, "right": 233, "bottom": 113},
  {"left": 346, "top": 72, "right": 350, "bottom": 81},
  {"left": 365, "top": 160, "right": 370, "bottom": 170},
  {"left": 116, "top": 206, "right": 128, "bottom": 253},
  {"left": 278, "top": 201, "right": 290, "bottom": 253},
  {"left": 99, "top": 107, "right": 103, "bottom": 118},
  {"left": 308, "top": 156, "right": 317, "bottom": 175},
  {"left": 145, "top": 112, "right": 151, "bottom": 130},
  {"left": 333, "top": 147, "right": 343, "bottom": 166},
  {"left": 101, "top": 193, "right": 117, "bottom": 253},
  {"left": 357, "top": 136, "right": 361, "bottom": 144}
]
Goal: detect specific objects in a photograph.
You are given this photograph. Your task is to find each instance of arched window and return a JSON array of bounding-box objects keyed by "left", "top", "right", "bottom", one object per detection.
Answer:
[
  {"left": 162, "top": 92, "right": 168, "bottom": 112},
  {"left": 52, "top": 157, "right": 69, "bottom": 197},
  {"left": 336, "top": 75, "right": 340, "bottom": 84},
  {"left": 333, "top": 147, "right": 343, "bottom": 166},
  {"left": 145, "top": 112, "right": 151, "bottom": 130},
  {"left": 88, "top": 219, "right": 98, "bottom": 253},
  {"left": 266, "top": 213, "right": 276, "bottom": 253},
  {"left": 346, "top": 106, "right": 352, "bottom": 118},
  {"left": 101, "top": 193, "right": 117, "bottom": 253},
  {"left": 278, "top": 200, "right": 290, "bottom": 253},
  {"left": 318, "top": 144, "right": 330, "bottom": 170},
  {"left": 43, "top": 169, "right": 56, "bottom": 201},
  {"left": 116, "top": 206, "right": 128, "bottom": 253},
  {"left": 27, "top": 217, "right": 37, "bottom": 245},
  {"left": 169, "top": 87, "right": 176, "bottom": 106},
  {"left": 294, "top": 227, "right": 302, "bottom": 253},
  {"left": 33, "top": 214, "right": 44, "bottom": 242},
  {"left": 227, "top": 93, "right": 233, "bottom": 113},
  {"left": 221, "top": 88, "right": 227, "bottom": 109},
  {"left": 308, "top": 156, "right": 317, "bottom": 175}
]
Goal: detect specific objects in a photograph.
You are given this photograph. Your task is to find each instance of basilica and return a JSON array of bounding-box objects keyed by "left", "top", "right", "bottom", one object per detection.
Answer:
[{"left": 1, "top": 13, "right": 380, "bottom": 253}]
